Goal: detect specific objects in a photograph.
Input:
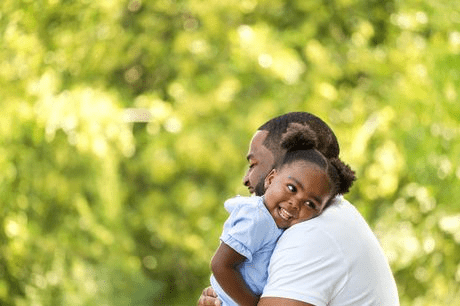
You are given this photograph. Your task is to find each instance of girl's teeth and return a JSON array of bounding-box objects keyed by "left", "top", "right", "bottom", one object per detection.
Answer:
[{"left": 279, "top": 208, "right": 292, "bottom": 220}]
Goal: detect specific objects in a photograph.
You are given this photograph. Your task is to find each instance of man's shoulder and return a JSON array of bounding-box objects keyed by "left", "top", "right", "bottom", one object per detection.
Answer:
[
  {"left": 320, "top": 196, "right": 362, "bottom": 221},
  {"left": 281, "top": 196, "right": 366, "bottom": 243},
  {"left": 328, "top": 195, "right": 354, "bottom": 209}
]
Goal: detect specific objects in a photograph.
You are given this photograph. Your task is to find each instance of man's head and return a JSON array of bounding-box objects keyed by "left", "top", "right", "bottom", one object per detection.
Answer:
[{"left": 243, "top": 112, "right": 340, "bottom": 196}]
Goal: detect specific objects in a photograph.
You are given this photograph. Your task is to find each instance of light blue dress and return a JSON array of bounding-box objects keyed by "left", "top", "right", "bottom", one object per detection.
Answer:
[{"left": 210, "top": 196, "right": 284, "bottom": 305}]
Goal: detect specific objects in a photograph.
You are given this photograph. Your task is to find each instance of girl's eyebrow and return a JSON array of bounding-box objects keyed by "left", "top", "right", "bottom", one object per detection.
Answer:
[{"left": 246, "top": 153, "right": 254, "bottom": 161}]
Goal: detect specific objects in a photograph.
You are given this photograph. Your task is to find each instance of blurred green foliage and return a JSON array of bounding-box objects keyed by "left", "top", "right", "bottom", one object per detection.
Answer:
[{"left": 1, "top": 0, "right": 459, "bottom": 305}]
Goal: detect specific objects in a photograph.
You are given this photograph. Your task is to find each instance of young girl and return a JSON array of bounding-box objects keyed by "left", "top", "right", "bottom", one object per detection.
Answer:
[{"left": 209, "top": 126, "right": 355, "bottom": 306}]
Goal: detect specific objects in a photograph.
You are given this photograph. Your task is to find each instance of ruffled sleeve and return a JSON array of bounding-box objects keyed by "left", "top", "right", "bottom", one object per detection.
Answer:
[{"left": 220, "top": 196, "right": 279, "bottom": 262}]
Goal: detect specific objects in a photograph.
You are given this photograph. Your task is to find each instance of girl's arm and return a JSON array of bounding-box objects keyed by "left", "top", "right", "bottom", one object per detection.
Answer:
[{"left": 211, "top": 242, "right": 259, "bottom": 306}]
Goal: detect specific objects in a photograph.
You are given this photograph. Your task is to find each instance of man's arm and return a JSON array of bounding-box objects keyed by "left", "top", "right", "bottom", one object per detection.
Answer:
[
  {"left": 211, "top": 242, "right": 259, "bottom": 306},
  {"left": 258, "top": 297, "right": 314, "bottom": 306}
]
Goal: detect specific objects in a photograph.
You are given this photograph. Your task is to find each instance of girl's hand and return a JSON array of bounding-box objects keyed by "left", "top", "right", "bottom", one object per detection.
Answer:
[{"left": 197, "top": 286, "right": 221, "bottom": 306}]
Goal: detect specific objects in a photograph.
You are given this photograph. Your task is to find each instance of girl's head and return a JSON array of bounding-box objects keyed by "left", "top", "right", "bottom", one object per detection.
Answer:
[{"left": 263, "top": 125, "right": 356, "bottom": 229}]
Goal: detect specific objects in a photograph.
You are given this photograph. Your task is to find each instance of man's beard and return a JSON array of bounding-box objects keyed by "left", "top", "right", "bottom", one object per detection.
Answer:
[{"left": 254, "top": 179, "right": 265, "bottom": 196}]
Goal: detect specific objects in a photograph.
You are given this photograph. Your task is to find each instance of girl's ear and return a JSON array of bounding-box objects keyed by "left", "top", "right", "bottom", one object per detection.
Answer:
[{"left": 264, "top": 169, "right": 277, "bottom": 190}]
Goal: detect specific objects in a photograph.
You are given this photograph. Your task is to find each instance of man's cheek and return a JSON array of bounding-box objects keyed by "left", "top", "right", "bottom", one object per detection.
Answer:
[{"left": 258, "top": 170, "right": 267, "bottom": 181}]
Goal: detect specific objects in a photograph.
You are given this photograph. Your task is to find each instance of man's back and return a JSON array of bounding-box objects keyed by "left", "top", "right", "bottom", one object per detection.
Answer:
[{"left": 262, "top": 196, "right": 399, "bottom": 306}]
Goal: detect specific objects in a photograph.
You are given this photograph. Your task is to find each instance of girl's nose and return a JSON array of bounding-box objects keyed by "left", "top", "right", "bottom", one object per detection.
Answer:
[{"left": 288, "top": 198, "right": 300, "bottom": 211}]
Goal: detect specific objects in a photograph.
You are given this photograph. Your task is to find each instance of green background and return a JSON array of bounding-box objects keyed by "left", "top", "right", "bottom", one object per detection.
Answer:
[{"left": 1, "top": 0, "right": 459, "bottom": 305}]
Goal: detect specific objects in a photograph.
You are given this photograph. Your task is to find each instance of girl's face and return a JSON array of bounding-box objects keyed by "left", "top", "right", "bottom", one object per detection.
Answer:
[{"left": 263, "top": 160, "right": 332, "bottom": 229}]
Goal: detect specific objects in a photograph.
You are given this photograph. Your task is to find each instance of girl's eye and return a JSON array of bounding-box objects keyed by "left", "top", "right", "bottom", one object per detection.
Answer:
[
  {"left": 249, "top": 163, "right": 255, "bottom": 169},
  {"left": 305, "top": 201, "right": 317, "bottom": 210},
  {"left": 287, "top": 184, "right": 296, "bottom": 192}
]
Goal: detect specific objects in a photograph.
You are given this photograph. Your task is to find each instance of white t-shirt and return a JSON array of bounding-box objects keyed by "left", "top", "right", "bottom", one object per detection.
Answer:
[{"left": 262, "top": 196, "right": 399, "bottom": 306}]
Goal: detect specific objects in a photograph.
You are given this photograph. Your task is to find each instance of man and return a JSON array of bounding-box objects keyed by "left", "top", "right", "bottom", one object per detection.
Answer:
[{"left": 198, "top": 112, "right": 399, "bottom": 306}]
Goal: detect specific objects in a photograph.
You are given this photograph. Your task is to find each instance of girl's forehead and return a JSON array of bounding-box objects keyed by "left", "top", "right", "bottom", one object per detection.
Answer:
[{"left": 281, "top": 160, "right": 323, "bottom": 173}]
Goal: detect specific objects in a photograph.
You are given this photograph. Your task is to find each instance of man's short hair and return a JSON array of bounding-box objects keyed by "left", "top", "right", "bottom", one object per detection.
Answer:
[{"left": 257, "top": 112, "right": 340, "bottom": 163}]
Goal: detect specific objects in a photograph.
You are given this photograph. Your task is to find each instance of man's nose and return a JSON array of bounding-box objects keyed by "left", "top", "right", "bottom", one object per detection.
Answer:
[{"left": 243, "top": 172, "right": 250, "bottom": 187}]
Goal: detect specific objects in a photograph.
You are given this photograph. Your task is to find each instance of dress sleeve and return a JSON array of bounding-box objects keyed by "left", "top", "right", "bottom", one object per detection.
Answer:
[
  {"left": 261, "top": 224, "right": 348, "bottom": 306},
  {"left": 220, "top": 199, "right": 276, "bottom": 262}
]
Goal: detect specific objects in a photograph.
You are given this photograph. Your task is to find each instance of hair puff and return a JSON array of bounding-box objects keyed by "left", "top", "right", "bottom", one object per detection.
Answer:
[
  {"left": 329, "top": 158, "right": 356, "bottom": 194},
  {"left": 281, "top": 123, "right": 318, "bottom": 152}
]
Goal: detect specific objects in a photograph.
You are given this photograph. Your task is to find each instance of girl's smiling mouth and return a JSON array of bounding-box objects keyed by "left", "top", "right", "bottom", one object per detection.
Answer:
[{"left": 278, "top": 207, "right": 294, "bottom": 221}]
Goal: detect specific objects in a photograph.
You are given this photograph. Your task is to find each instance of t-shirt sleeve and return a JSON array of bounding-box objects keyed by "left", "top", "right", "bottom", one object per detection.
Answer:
[
  {"left": 220, "top": 200, "right": 275, "bottom": 262},
  {"left": 261, "top": 225, "right": 348, "bottom": 306}
]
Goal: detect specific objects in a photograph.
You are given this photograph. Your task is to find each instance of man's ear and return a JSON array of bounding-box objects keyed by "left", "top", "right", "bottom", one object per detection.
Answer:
[{"left": 264, "top": 169, "right": 277, "bottom": 190}]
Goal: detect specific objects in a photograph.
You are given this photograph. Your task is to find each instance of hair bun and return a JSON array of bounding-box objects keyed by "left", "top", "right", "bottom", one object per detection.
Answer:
[{"left": 281, "top": 123, "right": 318, "bottom": 151}]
